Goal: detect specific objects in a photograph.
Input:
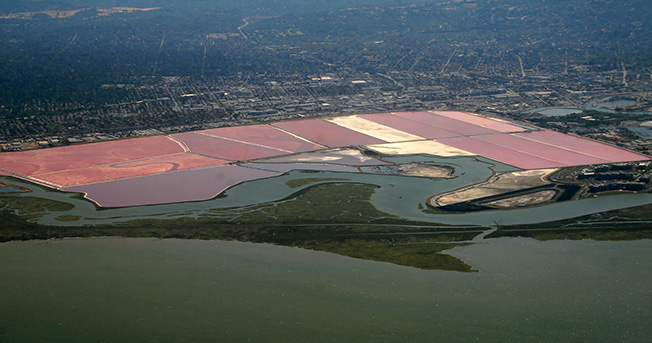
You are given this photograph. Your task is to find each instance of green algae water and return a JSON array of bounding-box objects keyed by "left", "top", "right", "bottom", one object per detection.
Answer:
[{"left": 1, "top": 237, "right": 650, "bottom": 342}]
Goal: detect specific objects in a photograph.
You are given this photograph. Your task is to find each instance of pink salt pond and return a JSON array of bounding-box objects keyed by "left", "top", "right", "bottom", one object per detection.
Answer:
[
  {"left": 358, "top": 112, "right": 460, "bottom": 139},
  {"left": 171, "top": 132, "right": 289, "bottom": 161},
  {"left": 0, "top": 136, "right": 184, "bottom": 176},
  {"left": 394, "top": 112, "right": 498, "bottom": 136},
  {"left": 31, "top": 153, "right": 227, "bottom": 188},
  {"left": 0, "top": 111, "right": 648, "bottom": 207},
  {"left": 63, "top": 165, "right": 279, "bottom": 207},
  {"left": 199, "top": 124, "right": 324, "bottom": 153},
  {"left": 272, "top": 118, "right": 385, "bottom": 147}
]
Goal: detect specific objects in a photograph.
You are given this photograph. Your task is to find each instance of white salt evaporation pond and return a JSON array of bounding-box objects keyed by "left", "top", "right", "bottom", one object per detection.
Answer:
[{"left": 0, "top": 237, "right": 650, "bottom": 342}]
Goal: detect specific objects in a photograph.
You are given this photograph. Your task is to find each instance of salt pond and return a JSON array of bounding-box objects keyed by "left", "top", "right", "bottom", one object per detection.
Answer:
[
  {"left": 529, "top": 107, "right": 584, "bottom": 117},
  {"left": 595, "top": 100, "right": 637, "bottom": 108},
  {"left": 528, "top": 99, "right": 650, "bottom": 117},
  {"left": 627, "top": 126, "right": 652, "bottom": 139},
  {"left": 3, "top": 153, "right": 652, "bottom": 227}
]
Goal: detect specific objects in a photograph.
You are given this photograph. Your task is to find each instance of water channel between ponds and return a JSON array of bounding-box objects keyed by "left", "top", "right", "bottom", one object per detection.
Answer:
[
  {"left": 0, "top": 186, "right": 23, "bottom": 193},
  {"left": 0, "top": 237, "right": 650, "bottom": 342},
  {"left": 627, "top": 126, "right": 652, "bottom": 139},
  {"left": 2, "top": 154, "right": 652, "bottom": 227}
]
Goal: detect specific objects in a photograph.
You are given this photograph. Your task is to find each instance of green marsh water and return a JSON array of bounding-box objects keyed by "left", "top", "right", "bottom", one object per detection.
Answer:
[{"left": 1, "top": 237, "right": 650, "bottom": 342}]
